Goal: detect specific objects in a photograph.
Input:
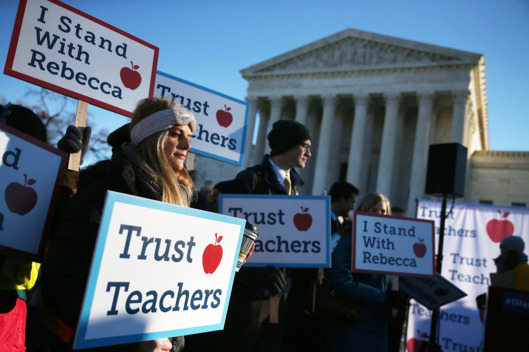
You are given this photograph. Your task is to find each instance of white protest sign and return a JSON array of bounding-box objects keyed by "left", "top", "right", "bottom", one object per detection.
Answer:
[
  {"left": 406, "top": 200, "right": 529, "bottom": 352},
  {"left": 0, "top": 123, "right": 67, "bottom": 260},
  {"left": 74, "top": 191, "right": 246, "bottom": 349},
  {"left": 398, "top": 274, "right": 467, "bottom": 310},
  {"left": 155, "top": 72, "right": 249, "bottom": 166},
  {"left": 219, "top": 194, "right": 331, "bottom": 267},
  {"left": 352, "top": 212, "right": 435, "bottom": 277},
  {"left": 5, "top": 0, "right": 158, "bottom": 117}
]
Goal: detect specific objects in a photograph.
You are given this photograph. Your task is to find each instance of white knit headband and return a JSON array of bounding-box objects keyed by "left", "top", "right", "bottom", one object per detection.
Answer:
[{"left": 130, "top": 107, "right": 197, "bottom": 146}]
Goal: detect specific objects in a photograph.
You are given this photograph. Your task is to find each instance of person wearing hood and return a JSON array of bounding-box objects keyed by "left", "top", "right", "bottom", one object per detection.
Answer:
[{"left": 494, "top": 236, "right": 529, "bottom": 291}]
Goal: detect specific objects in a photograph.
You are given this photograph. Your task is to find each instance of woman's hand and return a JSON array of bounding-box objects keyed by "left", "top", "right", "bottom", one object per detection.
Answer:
[{"left": 136, "top": 338, "right": 172, "bottom": 352}]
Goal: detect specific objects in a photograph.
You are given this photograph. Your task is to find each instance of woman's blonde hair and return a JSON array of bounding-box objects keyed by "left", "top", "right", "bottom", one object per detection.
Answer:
[
  {"left": 356, "top": 192, "right": 392, "bottom": 215},
  {"left": 131, "top": 97, "right": 194, "bottom": 206}
]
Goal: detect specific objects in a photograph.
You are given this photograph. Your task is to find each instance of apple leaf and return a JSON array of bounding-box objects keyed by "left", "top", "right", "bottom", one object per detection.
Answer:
[
  {"left": 503, "top": 212, "right": 510, "bottom": 218},
  {"left": 133, "top": 65, "right": 139, "bottom": 70},
  {"left": 227, "top": 107, "right": 231, "bottom": 111},
  {"left": 27, "top": 179, "right": 36, "bottom": 185},
  {"left": 217, "top": 236, "right": 223, "bottom": 243},
  {"left": 304, "top": 207, "right": 309, "bottom": 212}
]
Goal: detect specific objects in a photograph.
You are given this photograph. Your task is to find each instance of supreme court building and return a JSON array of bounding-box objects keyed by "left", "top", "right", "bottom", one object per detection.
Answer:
[{"left": 194, "top": 29, "right": 529, "bottom": 214}]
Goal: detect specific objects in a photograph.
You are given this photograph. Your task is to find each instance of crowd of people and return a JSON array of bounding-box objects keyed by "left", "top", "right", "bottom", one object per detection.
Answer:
[{"left": 1, "top": 98, "right": 527, "bottom": 352}]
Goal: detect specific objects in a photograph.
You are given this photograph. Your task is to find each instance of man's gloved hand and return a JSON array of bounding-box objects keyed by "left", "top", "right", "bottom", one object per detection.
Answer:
[
  {"left": 263, "top": 266, "right": 287, "bottom": 296},
  {"left": 58, "top": 125, "right": 91, "bottom": 164},
  {"left": 385, "top": 290, "right": 409, "bottom": 308}
]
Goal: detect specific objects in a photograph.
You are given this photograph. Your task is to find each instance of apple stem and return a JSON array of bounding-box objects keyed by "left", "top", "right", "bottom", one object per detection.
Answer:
[
  {"left": 23, "top": 173, "right": 28, "bottom": 186},
  {"left": 130, "top": 61, "right": 134, "bottom": 69}
]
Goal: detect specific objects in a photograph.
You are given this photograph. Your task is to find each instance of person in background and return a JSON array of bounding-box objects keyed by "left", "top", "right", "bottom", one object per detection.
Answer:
[
  {"left": 40, "top": 97, "right": 197, "bottom": 352},
  {"left": 390, "top": 206, "right": 406, "bottom": 217},
  {"left": 0, "top": 103, "right": 49, "bottom": 351},
  {"left": 186, "top": 119, "right": 312, "bottom": 352},
  {"left": 329, "top": 181, "right": 359, "bottom": 252},
  {"left": 328, "top": 192, "right": 408, "bottom": 352}
]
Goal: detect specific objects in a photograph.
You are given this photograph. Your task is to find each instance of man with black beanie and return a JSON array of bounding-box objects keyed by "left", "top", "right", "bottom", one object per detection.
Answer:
[{"left": 185, "top": 119, "right": 312, "bottom": 352}]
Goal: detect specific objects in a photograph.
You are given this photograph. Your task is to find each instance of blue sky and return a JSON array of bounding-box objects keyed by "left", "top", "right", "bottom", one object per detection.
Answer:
[{"left": 1, "top": 0, "right": 528, "bottom": 151}]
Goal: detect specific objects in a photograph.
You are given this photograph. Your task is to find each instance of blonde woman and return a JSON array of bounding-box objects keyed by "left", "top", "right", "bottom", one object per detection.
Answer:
[
  {"left": 41, "top": 97, "right": 196, "bottom": 352},
  {"left": 328, "top": 193, "right": 406, "bottom": 352}
]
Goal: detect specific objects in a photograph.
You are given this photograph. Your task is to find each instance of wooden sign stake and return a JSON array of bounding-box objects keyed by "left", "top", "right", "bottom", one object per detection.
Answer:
[
  {"left": 68, "top": 100, "right": 88, "bottom": 171},
  {"left": 269, "top": 296, "right": 280, "bottom": 324}
]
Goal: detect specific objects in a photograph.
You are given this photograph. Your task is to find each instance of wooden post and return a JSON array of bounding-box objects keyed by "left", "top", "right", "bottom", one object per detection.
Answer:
[
  {"left": 68, "top": 100, "right": 88, "bottom": 171},
  {"left": 269, "top": 296, "right": 280, "bottom": 324}
]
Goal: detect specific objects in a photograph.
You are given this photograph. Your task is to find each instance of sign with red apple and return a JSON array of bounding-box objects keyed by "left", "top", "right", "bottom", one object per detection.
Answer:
[
  {"left": 0, "top": 123, "right": 67, "bottom": 260},
  {"left": 398, "top": 274, "right": 467, "bottom": 310},
  {"left": 155, "top": 72, "right": 249, "bottom": 166},
  {"left": 5, "top": 0, "right": 159, "bottom": 117},
  {"left": 407, "top": 199, "right": 529, "bottom": 350},
  {"left": 75, "top": 191, "right": 245, "bottom": 349},
  {"left": 352, "top": 212, "right": 435, "bottom": 277},
  {"left": 486, "top": 210, "right": 515, "bottom": 243},
  {"left": 219, "top": 194, "right": 331, "bottom": 268}
]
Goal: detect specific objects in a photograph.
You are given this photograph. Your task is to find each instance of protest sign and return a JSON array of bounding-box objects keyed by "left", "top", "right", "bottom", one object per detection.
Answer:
[
  {"left": 399, "top": 274, "right": 467, "bottom": 310},
  {"left": 5, "top": 0, "right": 158, "bottom": 117},
  {"left": 219, "top": 194, "right": 331, "bottom": 267},
  {"left": 406, "top": 200, "right": 529, "bottom": 352},
  {"left": 155, "top": 72, "right": 249, "bottom": 166},
  {"left": 0, "top": 123, "right": 67, "bottom": 260},
  {"left": 352, "top": 212, "right": 435, "bottom": 277},
  {"left": 74, "top": 191, "right": 246, "bottom": 349}
]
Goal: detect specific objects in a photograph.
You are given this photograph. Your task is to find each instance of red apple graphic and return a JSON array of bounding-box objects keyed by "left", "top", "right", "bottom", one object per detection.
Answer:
[
  {"left": 486, "top": 210, "right": 515, "bottom": 243},
  {"left": 216, "top": 105, "right": 233, "bottom": 127},
  {"left": 293, "top": 206, "right": 313, "bottom": 231},
  {"left": 413, "top": 238, "right": 427, "bottom": 258},
  {"left": 120, "top": 61, "right": 142, "bottom": 90},
  {"left": 202, "top": 233, "right": 223, "bottom": 274},
  {"left": 406, "top": 330, "right": 430, "bottom": 352},
  {"left": 5, "top": 173, "right": 38, "bottom": 215}
]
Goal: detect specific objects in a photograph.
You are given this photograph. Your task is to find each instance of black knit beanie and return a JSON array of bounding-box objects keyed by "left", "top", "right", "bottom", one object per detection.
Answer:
[
  {"left": 0, "top": 104, "right": 47, "bottom": 142},
  {"left": 267, "top": 120, "right": 311, "bottom": 156}
]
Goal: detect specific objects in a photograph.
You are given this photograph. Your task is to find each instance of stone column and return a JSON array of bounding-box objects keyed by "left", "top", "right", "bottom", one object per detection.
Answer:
[
  {"left": 294, "top": 95, "right": 310, "bottom": 125},
  {"left": 243, "top": 97, "right": 258, "bottom": 168},
  {"left": 312, "top": 95, "right": 337, "bottom": 195},
  {"left": 264, "top": 96, "right": 283, "bottom": 155},
  {"left": 450, "top": 90, "right": 470, "bottom": 145},
  {"left": 253, "top": 102, "right": 270, "bottom": 165},
  {"left": 407, "top": 91, "right": 434, "bottom": 213},
  {"left": 376, "top": 92, "right": 401, "bottom": 196},
  {"left": 346, "top": 93, "right": 369, "bottom": 187}
]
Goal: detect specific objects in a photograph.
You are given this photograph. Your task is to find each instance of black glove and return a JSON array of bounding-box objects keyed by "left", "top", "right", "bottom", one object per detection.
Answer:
[
  {"left": 58, "top": 125, "right": 91, "bottom": 164},
  {"left": 385, "top": 290, "right": 409, "bottom": 308},
  {"left": 263, "top": 266, "right": 287, "bottom": 296}
]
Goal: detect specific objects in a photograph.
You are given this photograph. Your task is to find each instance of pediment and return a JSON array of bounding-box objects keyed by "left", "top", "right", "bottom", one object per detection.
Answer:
[{"left": 241, "top": 28, "right": 482, "bottom": 77}]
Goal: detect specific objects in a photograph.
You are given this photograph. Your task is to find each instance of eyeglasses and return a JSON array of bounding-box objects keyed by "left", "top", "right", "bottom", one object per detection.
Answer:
[{"left": 300, "top": 143, "right": 311, "bottom": 152}]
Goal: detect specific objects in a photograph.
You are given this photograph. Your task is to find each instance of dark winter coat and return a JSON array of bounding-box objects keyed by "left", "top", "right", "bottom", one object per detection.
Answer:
[{"left": 40, "top": 145, "right": 184, "bottom": 351}]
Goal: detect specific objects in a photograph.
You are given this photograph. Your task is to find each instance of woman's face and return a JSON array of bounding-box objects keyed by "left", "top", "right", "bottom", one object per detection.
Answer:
[
  {"left": 368, "top": 201, "right": 388, "bottom": 215},
  {"left": 164, "top": 124, "right": 192, "bottom": 172}
]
